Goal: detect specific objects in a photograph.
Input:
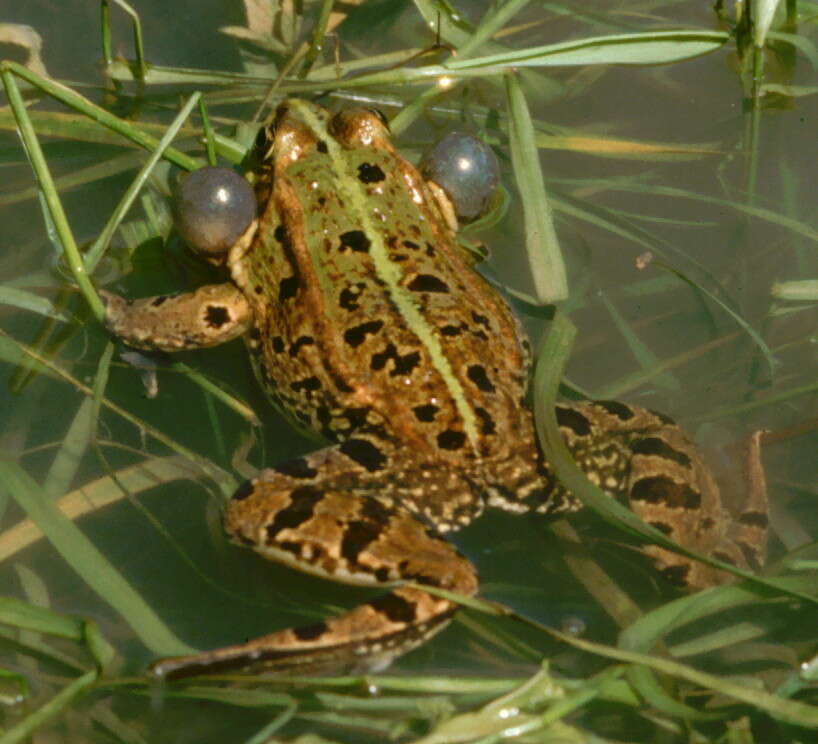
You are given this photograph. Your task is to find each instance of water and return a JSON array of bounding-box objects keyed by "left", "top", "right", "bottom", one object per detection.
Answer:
[{"left": 2, "top": 1, "right": 817, "bottom": 741}]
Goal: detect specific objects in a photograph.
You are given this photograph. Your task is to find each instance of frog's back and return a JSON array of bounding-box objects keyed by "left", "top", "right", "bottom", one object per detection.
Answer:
[{"left": 230, "top": 101, "right": 528, "bottom": 465}]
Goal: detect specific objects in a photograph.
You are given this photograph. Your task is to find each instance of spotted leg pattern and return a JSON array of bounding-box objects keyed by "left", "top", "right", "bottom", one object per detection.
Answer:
[{"left": 150, "top": 448, "right": 480, "bottom": 679}]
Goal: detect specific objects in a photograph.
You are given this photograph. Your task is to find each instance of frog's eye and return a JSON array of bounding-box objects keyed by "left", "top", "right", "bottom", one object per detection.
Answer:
[
  {"left": 420, "top": 133, "right": 500, "bottom": 222},
  {"left": 173, "top": 166, "right": 256, "bottom": 257}
]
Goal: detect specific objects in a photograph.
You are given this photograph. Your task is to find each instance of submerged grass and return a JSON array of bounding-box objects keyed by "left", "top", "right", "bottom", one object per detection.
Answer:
[{"left": 1, "top": 0, "right": 817, "bottom": 742}]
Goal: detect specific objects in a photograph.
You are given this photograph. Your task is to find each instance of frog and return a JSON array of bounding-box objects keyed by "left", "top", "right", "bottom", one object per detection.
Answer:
[{"left": 101, "top": 99, "right": 768, "bottom": 679}]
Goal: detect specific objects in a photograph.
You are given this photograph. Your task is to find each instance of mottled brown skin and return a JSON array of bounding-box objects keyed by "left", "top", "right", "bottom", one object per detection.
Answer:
[{"left": 103, "top": 100, "right": 767, "bottom": 679}]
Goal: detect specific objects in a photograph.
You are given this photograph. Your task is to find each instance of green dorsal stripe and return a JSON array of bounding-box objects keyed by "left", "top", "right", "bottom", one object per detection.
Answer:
[{"left": 290, "top": 100, "right": 479, "bottom": 451}]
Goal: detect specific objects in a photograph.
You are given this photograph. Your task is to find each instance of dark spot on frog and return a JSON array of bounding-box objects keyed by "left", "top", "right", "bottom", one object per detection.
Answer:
[
  {"left": 660, "top": 565, "right": 690, "bottom": 586},
  {"left": 440, "top": 324, "right": 463, "bottom": 337},
  {"left": 231, "top": 480, "right": 256, "bottom": 501},
  {"left": 339, "top": 285, "right": 363, "bottom": 311},
  {"left": 648, "top": 520, "right": 674, "bottom": 535},
  {"left": 151, "top": 296, "right": 168, "bottom": 307},
  {"left": 471, "top": 311, "right": 491, "bottom": 328},
  {"left": 316, "top": 139, "right": 328, "bottom": 154},
  {"left": 737, "top": 541, "right": 763, "bottom": 569},
  {"left": 293, "top": 622, "right": 329, "bottom": 641},
  {"left": 425, "top": 242, "right": 435, "bottom": 257},
  {"left": 340, "top": 520, "right": 382, "bottom": 564},
  {"left": 343, "top": 406, "right": 372, "bottom": 430},
  {"left": 279, "top": 275, "right": 300, "bottom": 301},
  {"left": 360, "top": 497, "right": 391, "bottom": 524},
  {"left": 370, "top": 593, "right": 416, "bottom": 623},
  {"left": 631, "top": 437, "right": 691, "bottom": 468},
  {"left": 265, "top": 485, "right": 324, "bottom": 538},
  {"left": 278, "top": 540, "right": 302, "bottom": 557},
  {"left": 274, "top": 224, "right": 291, "bottom": 250},
  {"left": 289, "top": 335, "right": 315, "bottom": 357},
  {"left": 474, "top": 407, "right": 496, "bottom": 435},
  {"left": 407, "top": 274, "right": 450, "bottom": 293},
  {"left": 712, "top": 551, "right": 737, "bottom": 566},
  {"left": 275, "top": 457, "right": 319, "bottom": 480},
  {"left": 556, "top": 406, "right": 591, "bottom": 436},
  {"left": 344, "top": 320, "right": 384, "bottom": 348},
  {"left": 370, "top": 343, "right": 420, "bottom": 376},
  {"left": 338, "top": 230, "right": 371, "bottom": 253},
  {"left": 254, "top": 285, "right": 263, "bottom": 295},
  {"left": 249, "top": 327, "right": 261, "bottom": 341},
  {"left": 413, "top": 403, "right": 439, "bottom": 422},
  {"left": 630, "top": 475, "right": 701, "bottom": 510},
  {"left": 738, "top": 510, "right": 769, "bottom": 528},
  {"left": 272, "top": 336, "right": 286, "bottom": 354},
  {"left": 358, "top": 162, "right": 386, "bottom": 183},
  {"left": 595, "top": 400, "right": 635, "bottom": 421},
  {"left": 392, "top": 254, "right": 409, "bottom": 262},
  {"left": 324, "top": 362, "right": 355, "bottom": 394},
  {"left": 204, "top": 305, "right": 231, "bottom": 328},
  {"left": 467, "top": 364, "right": 495, "bottom": 393},
  {"left": 402, "top": 240, "right": 420, "bottom": 251},
  {"left": 290, "top": 376, "right": 322, "bottom": 393},
  {"left": 340, "top": 438, "right": 387, "bottom": 472},
  {"left": 437, "top": 429, "right": 466, "bottom": 450},
  {"left": 701, "top": 517, "right": 716, "bottom": 530},
  {"left": 374, "top": 567, "right": 391, "bottom": 582}
]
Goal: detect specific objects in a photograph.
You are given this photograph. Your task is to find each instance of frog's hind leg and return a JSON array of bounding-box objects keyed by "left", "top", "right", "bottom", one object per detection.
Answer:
[
  {"left": 150, "top": 452, "right": 479, "bottom": 679},
  {"left": 553, "top": 402, "right": 768, "bottom": 590},
  {"left": 585, "top": 404, "right": 769, "bottom": 590}
]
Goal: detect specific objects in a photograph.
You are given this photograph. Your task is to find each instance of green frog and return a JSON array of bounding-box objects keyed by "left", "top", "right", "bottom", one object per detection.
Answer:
[{"left": 102, "top": 99, "right": 767, "bottom": 679}]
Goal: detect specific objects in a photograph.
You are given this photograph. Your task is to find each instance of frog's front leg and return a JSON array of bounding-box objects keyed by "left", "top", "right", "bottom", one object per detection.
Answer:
[
  {"left": 150, "top": 450, "right": 479, "bottom": 679},
  {"left": 101, "top": 284, "right": 252, "bottom": 351}
]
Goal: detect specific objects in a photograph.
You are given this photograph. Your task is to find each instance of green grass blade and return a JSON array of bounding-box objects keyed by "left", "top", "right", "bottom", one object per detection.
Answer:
[
  {"left": 42, "top": 397, "right": 96, "bottom": 501},
  {"left": 0, "top": 456, "right": 207, "bottom": 562},
  {"left": 0, "top": 460, "right": 196, "bottom": 657},
  {"left": 505, "top": 74, "right": 568, "bottom": 303},
  {"left": 84, "top": 91, "right": 201, "bottom": 272},
  {"left": 0, "top": 669, "right": 97, "bottom": 744},
  {"left": 1, "top": 69, "right": 104, "bottom": 321},
  {"left": 754, "top": 0, "right": 784, "bottom": 47},
  {"left": 565, "top": 631, "right": 818, "bottom": 727},
  {"left": 458, "top": 0, "right": 534, "bottom": 58},
  {"left": 1, "top": 62, "right": 199, "bottom": 171},
  {"left": 449, "top": 30, "right": 729, "bottom": 69},
  {"left": 0, "top": 597, "right": 85, "bottom": 641},
  {"left": 0, "top": 287, "right": 71, "bottom": 321},
  {"left": 107, "top": 0, "right": 147, "bottom": 80}
]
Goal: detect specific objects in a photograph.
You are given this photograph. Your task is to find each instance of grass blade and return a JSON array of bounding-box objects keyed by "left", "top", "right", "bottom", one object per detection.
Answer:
[
  {"left": 505, "top": 74, "right": 568, "bottom": 303},
  {"left": 0, "top": 460, "right": 196, "bottom": 657}
]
